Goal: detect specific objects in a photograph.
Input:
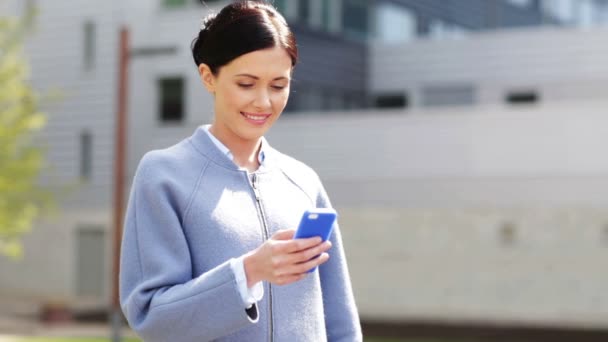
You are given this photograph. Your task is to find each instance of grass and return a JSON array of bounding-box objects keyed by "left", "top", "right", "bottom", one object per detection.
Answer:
[
  {"left": 12, "top": 338, "right": 465, "bottom": 342},
  {"left": 15, "top": 339, "right": 141, "bottom": 342}
]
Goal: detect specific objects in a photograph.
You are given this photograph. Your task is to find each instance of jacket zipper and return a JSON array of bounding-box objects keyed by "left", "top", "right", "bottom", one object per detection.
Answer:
[{"left": 251, "top": 173, "right": 274, "bottom": 342}]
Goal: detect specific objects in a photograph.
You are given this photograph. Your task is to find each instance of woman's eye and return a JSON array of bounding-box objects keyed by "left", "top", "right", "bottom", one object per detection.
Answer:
[
  {"left": 271, "top": 85, "right": 286, "bottom": 90},
  {"left": 238, "top": 83, "right": 254, "bottom": 88}
]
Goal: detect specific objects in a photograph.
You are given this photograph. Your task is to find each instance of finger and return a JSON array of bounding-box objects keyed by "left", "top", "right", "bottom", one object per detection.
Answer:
[
  {"left": 292, "top": 241, "right": 332, "bottom": 263},
  {"left": 271, "top": 229, "right": 296, "bottom": 241},
  {"left": 290, "top": 253, "right": 330, "bottom": 275},
  {"left": 285, "top": 236, "right": 323, "bottom": 254}
]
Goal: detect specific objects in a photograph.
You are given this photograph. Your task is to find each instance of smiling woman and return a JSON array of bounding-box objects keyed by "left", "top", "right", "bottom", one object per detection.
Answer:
[
  {"left": 198, "top": 46, "right": 292, "bottom": 167},
  {"left": 118, "top": 1, "right": 362, "bottom": 342}
]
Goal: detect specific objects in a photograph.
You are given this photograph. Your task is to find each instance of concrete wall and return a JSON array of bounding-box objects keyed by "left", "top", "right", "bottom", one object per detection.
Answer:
[
  {"left": 371, "top": 26, "right": 608, "bottom": 107},
  {"left": 263, "top": 102, "right": 608, "bottom": 328}
]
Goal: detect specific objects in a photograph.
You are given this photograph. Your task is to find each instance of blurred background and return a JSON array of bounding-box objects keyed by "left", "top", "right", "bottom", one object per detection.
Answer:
[{"left": 1, "top": 0, "right": 608, "bottom": 341}]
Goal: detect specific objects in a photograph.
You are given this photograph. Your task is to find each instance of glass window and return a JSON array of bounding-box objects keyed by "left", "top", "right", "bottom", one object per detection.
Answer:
[
  {"left": 506, "top": 0, "right": 532, "bottom": 7},
  {"left": 80, "top": 131, "right": 92, "bottom": 181},
  {"left": 375, "top": 93, "right": 408, "bottom": 109},
  {"left": 76, "top": 228, "right": 105, "bottom": 297},
  {"left": 342, "top": 0, "right": 369, "bottom": 39},
  {"left": 83, "top": 21, "right": 95, "bottom": 70},
  {"left": 375, "top": 3, "right": 417, "bottom": 43},
  {"left": 541, "top": 0, "right": 577, "bottom": 24},
  {"left": 163, "top": 0, "right": 187, "bottom": 8},
  {"left": 274, "top": 0, "right": 286, "bottom": 13},
  {"left": 506, "top": 91, "right": 539, "bottom": 104},
  {"left": 595, "top": 0, "right": 608, "bottom": 26},
  {"left": 321, "top": 0, "right": 331, "bottom": 31},
  {"left": 159, "top": 77, "right": 185, "bottom": 123},
  {"left": 575, "top": 0, "right": 595, "bottom": 27},
  {"left": 298, "top": 0, "right": 311, "bottom": 24},
  {"left": 421, "top": 85, "right": 475, "bottom": 107}
]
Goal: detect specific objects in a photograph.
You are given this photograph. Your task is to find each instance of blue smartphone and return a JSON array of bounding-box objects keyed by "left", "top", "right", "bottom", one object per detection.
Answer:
[{"left": 294, "top": 208, "right": 337, "bottom": 272}]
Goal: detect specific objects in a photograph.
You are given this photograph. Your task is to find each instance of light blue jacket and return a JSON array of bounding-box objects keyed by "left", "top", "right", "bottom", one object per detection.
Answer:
[{"left": 119, "top": 126, "right": 362, "bottom": 341}]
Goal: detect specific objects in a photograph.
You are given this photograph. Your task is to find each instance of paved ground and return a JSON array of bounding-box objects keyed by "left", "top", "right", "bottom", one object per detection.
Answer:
[{"left": 0, "top": 295, "right": 137, "bottom": 339}]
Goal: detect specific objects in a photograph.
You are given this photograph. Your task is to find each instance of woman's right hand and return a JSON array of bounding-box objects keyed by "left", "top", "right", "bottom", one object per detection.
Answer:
[{"left": 243, "top": 229, "right": 332, "bottom": 287}]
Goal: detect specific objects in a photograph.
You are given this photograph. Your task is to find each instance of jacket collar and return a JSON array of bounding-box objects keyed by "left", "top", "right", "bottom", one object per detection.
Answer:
[{"left": 188, "top": 125, "right": 278, "bottom": 172}]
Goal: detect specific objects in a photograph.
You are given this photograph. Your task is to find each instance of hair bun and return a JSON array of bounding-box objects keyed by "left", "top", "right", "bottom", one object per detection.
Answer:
[
  {"left": 191, "top": 1, "right": 297, "bottom": 71},
  {"left": 192, "top": 13, "right": 217, "bottom": 66},
  {"left": 201, "top": 13, "right": 217, "bottom": 31}
]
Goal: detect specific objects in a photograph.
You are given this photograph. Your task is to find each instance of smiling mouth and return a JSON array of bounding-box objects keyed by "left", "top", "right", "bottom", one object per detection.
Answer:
[{"left": 241, "top": 112, "right": 271, "bottom": 124}]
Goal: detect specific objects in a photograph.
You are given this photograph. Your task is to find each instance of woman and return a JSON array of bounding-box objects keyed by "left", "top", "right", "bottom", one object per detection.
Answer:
[{"left": 119, "top": 1, "right": 362, "bottom": 341}]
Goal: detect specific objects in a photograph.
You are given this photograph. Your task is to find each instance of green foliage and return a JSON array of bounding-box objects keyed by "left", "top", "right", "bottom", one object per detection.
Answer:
[
  {"left": 17, "top": 338, "right": 142, "bottom": 342},
  {"left": 0, "top": 7, "right": 51, "bottom": 259}
]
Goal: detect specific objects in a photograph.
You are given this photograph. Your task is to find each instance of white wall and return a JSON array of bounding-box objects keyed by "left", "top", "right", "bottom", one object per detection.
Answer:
[
  {"left": 266, "top": 103, "right": 608, "bottom": 327},
  {"left": 371, "top": 26, "right": 608, "bottom": 107}
]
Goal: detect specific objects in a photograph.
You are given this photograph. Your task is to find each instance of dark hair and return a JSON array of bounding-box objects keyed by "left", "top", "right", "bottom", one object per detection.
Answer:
[{"left": 191, "top": 1, "right": 298, "bottom": 75}]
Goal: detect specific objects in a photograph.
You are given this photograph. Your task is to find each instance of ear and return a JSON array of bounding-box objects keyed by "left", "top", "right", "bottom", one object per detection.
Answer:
[{"left": 198, "top": 63, "right": 216, "bottom": 93}]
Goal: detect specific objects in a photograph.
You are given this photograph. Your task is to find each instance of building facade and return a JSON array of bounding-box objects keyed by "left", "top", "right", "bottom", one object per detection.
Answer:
[{"left": 2, "top": 0, "right": 608, "bottom": 329}]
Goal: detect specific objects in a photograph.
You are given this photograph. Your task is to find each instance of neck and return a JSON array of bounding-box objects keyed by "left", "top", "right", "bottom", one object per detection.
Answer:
[{"left": 209, "top": 123, "right": 262, "bottom": 171}]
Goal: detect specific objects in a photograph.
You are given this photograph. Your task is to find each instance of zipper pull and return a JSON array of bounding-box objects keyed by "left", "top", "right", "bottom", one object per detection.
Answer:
[{"left": 251, "top": 173, "right": 260, "bottom": 200}]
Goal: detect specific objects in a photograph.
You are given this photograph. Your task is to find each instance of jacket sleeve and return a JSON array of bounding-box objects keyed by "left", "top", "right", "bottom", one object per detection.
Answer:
[
  {"left": 316, "top": 181, "right": 363, "bottom": 342},
  {"left": 119, "top": 155, "right": 258, "bottom": 342}
]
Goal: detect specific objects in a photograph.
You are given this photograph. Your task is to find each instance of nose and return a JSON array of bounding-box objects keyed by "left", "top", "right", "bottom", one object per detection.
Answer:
[{"left": 253, "top": 88, "right": 271, "bottom": 110}]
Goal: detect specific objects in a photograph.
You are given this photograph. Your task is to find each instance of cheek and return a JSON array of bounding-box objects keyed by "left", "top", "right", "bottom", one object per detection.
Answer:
[
  {"left": 272, "top": 91, "right": 290, "bottom": 109},
  {"left": 218, "top": 87, "right": 251, "bottom": 109}
]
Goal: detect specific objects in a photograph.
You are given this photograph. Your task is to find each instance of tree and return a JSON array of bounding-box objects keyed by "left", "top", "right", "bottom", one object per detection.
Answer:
[{"left": 0, "top": 8, "right": 51, "bottom": 259}]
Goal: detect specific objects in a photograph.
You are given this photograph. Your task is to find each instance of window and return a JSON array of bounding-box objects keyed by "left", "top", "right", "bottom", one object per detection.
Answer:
[
  {"left": 541, "top": 0, "right": 577, "bottom": 24},
  {"left": 375, "top": 3, "right": 417, "bottom": 43},
  {"left": 298, "top": 0, "right": 311, "bottom": 24},
  {"left": 83, "top": 21, "right": 95, "bottom": 70},
  {"left": 506, "top": 0, "right": 532, "bottom": 7},
  {"left": 321, "top": 0, "right": 331, "bottom": 31},
  {"left": 506, "top": 91, "right": 539, "bottom": 104},
  {"left": 591, "top": 0, "right": 608, "bottom": 26},
  {"left": 342, "top": 0, "right": 369, "bottom": 39},
  {"left": 159, "top": 77, "right": 185, "bottom": 123},
  {"left": 421, "top": 85, "right": 475, "bottom": 107},
  {"left": 80, "top": 131, "right": 92, "bottom": 181},
  {"left": 274, "top": 0, "right": 286, "bottom": 13},
  {"left": 375, "top": 93, "right": 408, "bottom": 109},
  {"left": 163, "top": 0, "right": 187, "bottom": 8},
  {"left": 76, "top": 227, "right": 105, "bottom": 297}
]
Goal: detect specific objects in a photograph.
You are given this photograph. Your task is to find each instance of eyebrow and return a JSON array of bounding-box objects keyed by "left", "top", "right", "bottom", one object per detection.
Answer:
[{"left": 235, "top": 73, "right": 289, "bottom": 81}]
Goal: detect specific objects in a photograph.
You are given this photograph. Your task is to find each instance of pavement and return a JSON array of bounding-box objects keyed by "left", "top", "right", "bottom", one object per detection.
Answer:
[{"left": 0, "top": 295, "right": 138, "bottom": 340}]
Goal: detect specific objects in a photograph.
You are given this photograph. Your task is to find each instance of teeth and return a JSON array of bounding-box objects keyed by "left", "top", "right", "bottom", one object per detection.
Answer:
[{"left": 243, "top": 113, "right": 267, "bottom": 120}]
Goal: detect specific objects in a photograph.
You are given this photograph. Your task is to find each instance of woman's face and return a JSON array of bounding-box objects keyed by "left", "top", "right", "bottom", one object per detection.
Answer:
[{"left": 199, "top": 46, "right": 292, "bottom": 145}]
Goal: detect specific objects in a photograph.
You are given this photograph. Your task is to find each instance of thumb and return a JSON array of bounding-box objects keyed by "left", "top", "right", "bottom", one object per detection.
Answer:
[{"left": 271, "top": 229, "right": 296, "bottom": 241}]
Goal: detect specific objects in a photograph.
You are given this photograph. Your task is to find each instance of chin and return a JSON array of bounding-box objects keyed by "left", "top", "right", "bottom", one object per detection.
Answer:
[{"left": 236, "top": 126, "right": 268, "bottom": 141}]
